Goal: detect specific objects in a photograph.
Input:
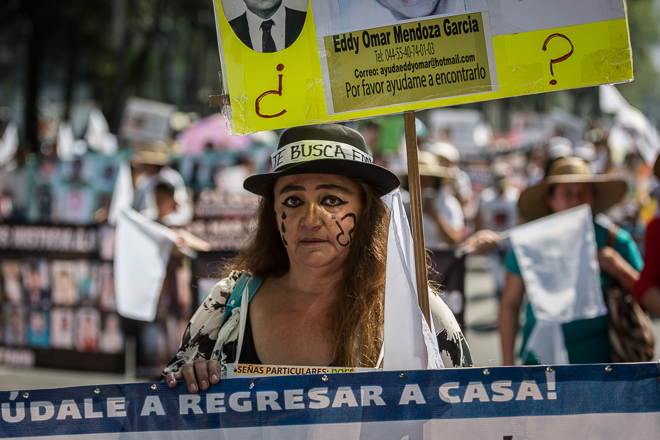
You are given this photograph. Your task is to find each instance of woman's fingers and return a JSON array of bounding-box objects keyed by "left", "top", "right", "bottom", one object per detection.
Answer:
[
  {"left": 194, "top": 358, "right": 211, "bottom": 391},
  {"left": 208, "top": 360, "right": 221, "bottom": 384},
  {"left": 165, "top": 360, "right": 221, "bottom": 392},
  {"left": 165, "top": 371, "right": 180, "bottom": 388},
  {"left": 181, "top": 363, "right": 199, "bottom": 393}
]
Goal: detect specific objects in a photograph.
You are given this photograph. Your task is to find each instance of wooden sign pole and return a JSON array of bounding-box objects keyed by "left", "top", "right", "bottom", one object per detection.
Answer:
[{"left": 403, "top": 111, "right": 431, "bottom": 328}]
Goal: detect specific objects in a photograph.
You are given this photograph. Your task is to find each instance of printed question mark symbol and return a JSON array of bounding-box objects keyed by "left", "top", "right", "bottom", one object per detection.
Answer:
[{"left": 542, "top": 33, "right": 574, "bottom": 85}]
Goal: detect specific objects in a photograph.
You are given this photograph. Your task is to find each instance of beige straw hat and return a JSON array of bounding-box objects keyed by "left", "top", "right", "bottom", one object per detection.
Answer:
[
  {"left": 518, "top": 156, "right": 626, "bottom": 220},
  {"left": 399, "top": 151, "right": 455, "bottom": 190}
]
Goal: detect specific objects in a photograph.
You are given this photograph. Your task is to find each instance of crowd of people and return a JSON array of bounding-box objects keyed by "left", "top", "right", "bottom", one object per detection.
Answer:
[{"left": 1, "top": 108, "right": 659, "bottom": 381}]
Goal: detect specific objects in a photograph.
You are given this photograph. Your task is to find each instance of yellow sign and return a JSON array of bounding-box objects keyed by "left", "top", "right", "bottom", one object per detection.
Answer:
[
  {"left": 213, "top": 0, "right": 632, "bottom": 134},
  {"left": 324, "top": 13, "right": 494, "bottom": 113},
  {"left": 234, "top": 364, "right": 359, "bottom": 376}
]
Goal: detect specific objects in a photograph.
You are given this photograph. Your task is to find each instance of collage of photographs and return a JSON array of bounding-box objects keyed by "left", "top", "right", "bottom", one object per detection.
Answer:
[{"left": 0, "top": 259, "right": 122, "bottom": 354}]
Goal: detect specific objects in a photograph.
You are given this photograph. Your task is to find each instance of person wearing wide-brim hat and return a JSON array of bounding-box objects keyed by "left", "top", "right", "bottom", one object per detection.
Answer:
[
  {"left": 164, "top": 124, "right": 473, "bottom": 391},
  {"left": 634, "top": 154, "right": 660, "bottom": 315},
  {"left": 499, "top": 156, "right": 643, "bottom": 366},
  {"left": 400, "top": 151, "right": 464, "bottom": 248},
  {"left": 130, "top": 143, "right": 193, "bottom": 227}
]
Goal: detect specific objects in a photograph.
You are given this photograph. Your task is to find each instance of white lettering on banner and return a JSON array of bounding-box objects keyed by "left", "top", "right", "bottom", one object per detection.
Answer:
[
  {"left": 439, "top": 382, "right": 460, "bottom": 403},
  {"left": 284, "top": 390, "right": 305, "bottom": 410},
  {"left": 308, "top": 388, "right": 331, "bottom": 409},
  {"left": 332, "top": 387, "right": 359, "bottom": 408},
  {"left": 399, "top": 384, "right": 426, "bottom": 405},
  {"left": 30, "top": 402, "right": 54, "bottom": 422},
  {"left": 463, "top": 382, "right": 490, "bottom": 403},
  {"left": 271, "top": 140, "right": 373, "bottom": 171},
  {"left": 107, "top": 397, "right": 127, "bottom": 417},
  {"left": 361, "top": 386, "right": 386, "bottom": 407},
  {"left": 57, "top": 400, "right": 82, "bottom": 420},
  {"left": 229, "top": 392, "right": 252, "bottom": 412},
  {"left": 140, "top": 396, "right": 165, "bottom": 416},
  {"left": 439, "top": 380, "right": 548, "bottom": 404},
  {"left": 257, "top": 391, "right": 282, "bottom": 412},
  {"left": 1, "top": 402, "right": 25, "bottom": 423},
  {"left": 180, "top": 395, "right": 203, "bottom": 415},
  {"left": 206, "top": 393, "right": 226, "bottom": 413},
  {"left": 516, "top": 381, "right": 544, "bottom": 401},
  {"left": 492, "top": 381, "right": 515, "bottom": 402},
  {"left": 84, "top": 399, "right": 103, "bottom": 419}
]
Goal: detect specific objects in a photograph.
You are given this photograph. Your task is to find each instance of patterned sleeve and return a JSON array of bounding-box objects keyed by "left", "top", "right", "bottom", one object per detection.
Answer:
[
  {"left": 161, "top": 271, "right": 242, "bottom": 378},
  {"left": 429, "top": 291, "right": 474, "bottom": 368}
]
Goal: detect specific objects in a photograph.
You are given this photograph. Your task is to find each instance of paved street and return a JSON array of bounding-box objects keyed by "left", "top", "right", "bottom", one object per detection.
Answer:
[{"left": 1, "top": 257, "right": 659, "bottom": 391}]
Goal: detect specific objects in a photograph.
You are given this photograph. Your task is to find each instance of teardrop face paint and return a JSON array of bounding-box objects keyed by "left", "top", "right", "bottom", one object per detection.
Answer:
[{"left": 281, "top": 211, "right": 288, "bottom": 245}]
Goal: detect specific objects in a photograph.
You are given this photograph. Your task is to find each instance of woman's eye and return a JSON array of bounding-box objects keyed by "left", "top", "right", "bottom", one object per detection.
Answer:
[
  {"left": 322, "top": 196, "right": 347, "bottom": 207},
  {"left": 282, "top": 197, "right": 303, "bottom": 208}
]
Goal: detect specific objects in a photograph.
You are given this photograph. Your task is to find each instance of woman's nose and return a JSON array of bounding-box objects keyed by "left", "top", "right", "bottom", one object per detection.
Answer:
[{"left": 301, "top": 203, "right": 323, "bottom": 228}]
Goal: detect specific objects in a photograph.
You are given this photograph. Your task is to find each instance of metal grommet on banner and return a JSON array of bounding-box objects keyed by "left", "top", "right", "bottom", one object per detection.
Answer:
[
  {"left": 321, "top": 375, "right": 329, "bottom": 382},
  {"left": 483, "top": 369, "right": 490, "bottom": 376},
  {"left": 546, "top": 366, "right": 554, "bottom": 372},
  {"left": 22, "top": 392, "right": 29, "bottom": 399},
  {"left": 151, "top": 384, "right": 158, "bottom": 390},
  {"left": 248, "top": 382, "right": 255, "bottom": 389},
  {"left": 398, "top": 373, "right": 404, "bottom": 378},
  {"left": 605, "top": 365, "right": 613, "bottom": 372},
  {"left": 94, "top": 388, "right": 101, "bottom": 395}
]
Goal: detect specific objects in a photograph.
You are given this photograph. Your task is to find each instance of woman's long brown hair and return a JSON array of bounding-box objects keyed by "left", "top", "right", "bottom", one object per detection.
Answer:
[{"left": 224, "top": 179, "right": 388, "bottom": 367}]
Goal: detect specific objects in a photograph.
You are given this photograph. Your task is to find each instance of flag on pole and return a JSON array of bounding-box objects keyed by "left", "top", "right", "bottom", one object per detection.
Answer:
[
  {"left": 114, "top": 208, "right": 178, "bottom": 321},
  {"left": 85, "top": 108, "right": 117, "bottom": 155},
  {"left": 382, "top": 189, "right": 443, "bottom": 370},
  {"left": 509, "top": 204, "right": 606, "bottom": 364},
  {"left": 108, "top": 161, "right": 134, "bottom": 226},
  {"left": 0, "top": 122, "right": 18, "bottom": 167}
]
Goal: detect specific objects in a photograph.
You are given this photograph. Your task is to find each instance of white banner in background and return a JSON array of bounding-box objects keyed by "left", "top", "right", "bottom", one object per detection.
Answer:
[{"left": 114, "top": 208, "right": 177, "bottom": 321}]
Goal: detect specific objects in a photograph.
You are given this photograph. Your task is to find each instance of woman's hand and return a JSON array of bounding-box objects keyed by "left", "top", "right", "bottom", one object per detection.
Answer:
[
  {"left": 165, "top": 358, "right": 221, "bottom": 393},
  {"left": 458, "top": 229, "right": 501, "bottom": 255}
]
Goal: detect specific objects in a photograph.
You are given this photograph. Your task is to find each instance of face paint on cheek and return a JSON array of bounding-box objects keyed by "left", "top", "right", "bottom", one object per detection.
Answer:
[
  {"left": 280, "top": 211, "right": 288, "bottom": 245},
  {"left": 335, "top": 213, "right": 356, "bottom": 247}
]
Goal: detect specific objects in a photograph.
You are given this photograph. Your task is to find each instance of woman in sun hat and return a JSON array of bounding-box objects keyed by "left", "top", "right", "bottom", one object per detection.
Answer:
[
  {"left": 499, "top": 156, "right": 643, "bottom": 365},
  {"left": 634, "top": 154, "right": 660, "bottom": 315},
  {"left": 163, "top": 124, "right": 472, "bottom": 393}
]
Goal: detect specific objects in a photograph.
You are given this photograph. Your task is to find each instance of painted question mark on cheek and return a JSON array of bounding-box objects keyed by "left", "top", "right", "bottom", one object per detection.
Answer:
[
  {"left": 281, "top": 211, "right": 288, "bottom": 246},
  {"left": 542, "top": 33, "right": 574, "bottom": 86},
  {"left": 335, "top": 213, "right": 356, "bottom": 247}
]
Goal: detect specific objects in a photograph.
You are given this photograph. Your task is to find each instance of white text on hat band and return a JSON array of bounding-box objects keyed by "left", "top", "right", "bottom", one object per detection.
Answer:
[{"left": 271, "top": 140, "right": 373, "bottom": 171}]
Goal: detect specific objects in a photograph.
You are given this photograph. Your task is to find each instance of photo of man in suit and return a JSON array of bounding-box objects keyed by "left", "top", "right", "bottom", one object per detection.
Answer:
[{"left": 225, "top": 0, "right": 307, "bottom": 53}]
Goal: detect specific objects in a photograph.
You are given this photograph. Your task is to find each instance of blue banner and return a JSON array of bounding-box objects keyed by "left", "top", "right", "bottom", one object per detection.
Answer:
[{"left": 1, "top": 363, "right": 659, "bottom": 439}]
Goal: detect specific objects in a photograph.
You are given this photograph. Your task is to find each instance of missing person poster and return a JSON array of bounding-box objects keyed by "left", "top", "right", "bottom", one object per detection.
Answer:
[{"left": 212, "top": 0, "right": 632, "bottom": 134}]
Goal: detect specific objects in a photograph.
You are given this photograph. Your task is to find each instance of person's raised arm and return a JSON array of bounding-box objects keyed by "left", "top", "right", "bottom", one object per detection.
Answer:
[{"left": 499, "top": 272, "right": 525, "bottom": 366}]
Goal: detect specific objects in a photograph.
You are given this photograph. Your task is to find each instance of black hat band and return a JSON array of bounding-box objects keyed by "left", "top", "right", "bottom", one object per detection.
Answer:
[{"left": 271, "top": 140, "right": 373, "bottom": 171}]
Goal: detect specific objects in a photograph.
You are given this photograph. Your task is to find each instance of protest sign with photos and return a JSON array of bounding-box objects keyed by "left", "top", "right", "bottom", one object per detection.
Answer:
[{"left": 213, "top": 0, "right": 632, "bottom": 134}]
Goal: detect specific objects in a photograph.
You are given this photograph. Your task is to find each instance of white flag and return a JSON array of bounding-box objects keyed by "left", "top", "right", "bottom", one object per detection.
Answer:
[
  {"left": 108, "top": 161, "right": 134, "bottom": 226},
  {"left": 382, "top": 189, "right": 443, "bottom": 370},
  {"left": 0, "top": 122, "right": 18, "bottom": 167},
  {"left": 85, "top": 108, "right": 117, "bottom": 155},
  {"left": 114, "top": 208, "right": 178, "bottom": 321},
  {"left": 510, "top": 204, "right": 606, "bottom": 364}
]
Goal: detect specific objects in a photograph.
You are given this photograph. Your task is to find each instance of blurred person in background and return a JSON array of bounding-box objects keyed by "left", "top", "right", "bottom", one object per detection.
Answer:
[
  {"left": 131, "top": 144, "right": 193, "bottom": 227},
  {"left": 0, "top": 145, "right": 31, "bottom": 221},
  {"left": 425, "top": 141, "right": 473, "bottom": 211},
  {"left": 400, "top": 151, "right": 465, "bottom": 248},
  {"left": 474, "top": 161, "right": 521, "bottom": 298},
  {"left": 500, "top": 157, "right": 642, "bottom": 365},
  {"left": 634, "top": 154, "right": 660, "bottom": 315}
]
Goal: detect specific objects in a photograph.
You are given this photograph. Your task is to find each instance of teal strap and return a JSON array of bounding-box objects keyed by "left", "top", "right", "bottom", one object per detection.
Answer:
[{"left": 221, "top": 274, "right": 265, "bottom": 326}]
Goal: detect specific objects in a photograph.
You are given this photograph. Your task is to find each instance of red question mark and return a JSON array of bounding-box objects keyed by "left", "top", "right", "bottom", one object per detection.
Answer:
[{"left": 542, "top": 33, "right": 574, "bottom": 86}]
